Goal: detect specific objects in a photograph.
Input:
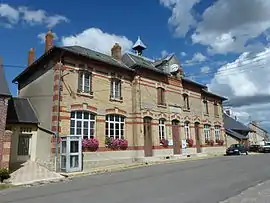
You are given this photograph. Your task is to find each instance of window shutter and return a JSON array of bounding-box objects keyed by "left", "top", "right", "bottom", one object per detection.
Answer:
[
  {"left": 157, "top": 88, "right": 161, "bottom": 105},
  {"left": 110, "top": 79, "right": 114, "bottom": 98},
  {"left": 90, "top": 73, "right": 93, "bottom": 94},
  {"left": 119, "top": 80, "right": 122, "bottom": 100},
  {"left": 78, "top": 72, "right": 83, "bottom": 92}
]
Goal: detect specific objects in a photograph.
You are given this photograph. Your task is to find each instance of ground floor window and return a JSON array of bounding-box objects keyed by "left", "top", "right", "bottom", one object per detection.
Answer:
[
  {"left": 17, "top": 134, "right": 31, "bottom": 156},
  {"left": 184, "top": 121, "right": 190, "bottom": 139},
  {"left": 70, "top": 111, "right": 95, "bottom": 139},
  {"left": 204, "top": 124, "right": 211, "bottom": 141},
  {"left": 214, "top": 125, "right": 221, "bottom": 140},
  {"left": 106, "top": 114, "right": 125, "bottom": 139},
  {"left": 159, "top": 119, "right": 166, "bottom": 140}
]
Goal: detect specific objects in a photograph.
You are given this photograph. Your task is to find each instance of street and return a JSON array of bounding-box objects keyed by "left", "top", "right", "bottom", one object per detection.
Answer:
[{"left": 1, "top": 154, "right": 270, "bottom": 203}]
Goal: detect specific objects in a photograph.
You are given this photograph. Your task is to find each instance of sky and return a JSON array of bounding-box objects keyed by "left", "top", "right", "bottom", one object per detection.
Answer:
[{"left": 1, "top": 0, "right": 270, "bottom": 131}]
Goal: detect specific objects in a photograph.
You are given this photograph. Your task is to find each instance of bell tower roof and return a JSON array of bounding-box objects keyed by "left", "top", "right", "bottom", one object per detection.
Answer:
[{"left": 132, "top": 36, "right": 146, "bottom": 56}]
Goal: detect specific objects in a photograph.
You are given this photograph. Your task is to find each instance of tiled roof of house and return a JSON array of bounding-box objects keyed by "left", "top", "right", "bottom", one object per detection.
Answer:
[
  {"left": 249, "top": 122, "right": 268, "bottom": 133},
  {"left": 225, "top": 129, "right": 248, "bottom": 140},
  {"left": 0, "top": 57, "right": 11, "bottom": 97},
  {"left": 6, "top": 97, "right": 39, "bottom": 124},
  {"left": 201, "top": 89, "right": 227, "bottom": 101},
  {"left": 223, "top": 113, "right": 251, "bottom": 132}
]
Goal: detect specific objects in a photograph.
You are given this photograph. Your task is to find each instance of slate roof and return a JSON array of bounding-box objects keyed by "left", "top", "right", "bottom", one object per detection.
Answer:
[
  {"left": 0, "top": 57, "right": 11, "bottom": 97},
  {"left": 6, "top": 97, "right": 39, "bottom": 124},
  {"left": 223, "top": 113, "right": 251, "bottom": 132},
  {"left": 201, "top": 89, "right": 227, "bottom": 101},
  {"left": 225, "top": 129, "right": 248, "bottom": 140},
  {"left": 249, "top": 122, "right": 268, "bottom": 133}
]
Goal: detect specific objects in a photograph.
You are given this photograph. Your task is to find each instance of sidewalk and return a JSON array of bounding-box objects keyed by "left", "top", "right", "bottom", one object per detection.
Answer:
[{"left": 220, "top": 180, "right": 270, "bottom": 203}]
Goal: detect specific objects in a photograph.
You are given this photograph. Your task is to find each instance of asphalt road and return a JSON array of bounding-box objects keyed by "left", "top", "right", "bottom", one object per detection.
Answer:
[{"left": 1, "top": 154, "right": 270, "bottom": 203}]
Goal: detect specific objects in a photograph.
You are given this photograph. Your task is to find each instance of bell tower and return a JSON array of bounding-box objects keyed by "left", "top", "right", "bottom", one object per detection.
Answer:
[{"left": 132, "top": 36, "right": 146, "bottom": 56}]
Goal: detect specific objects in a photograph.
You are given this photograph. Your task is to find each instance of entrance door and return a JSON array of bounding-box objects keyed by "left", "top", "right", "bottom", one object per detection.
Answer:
[
  {"left": 172, "top": 120, "right": 181, "bottom": 154},
  {"left": 143, "top": 117, "right": 153, "bottom": 157},
  {"left": 17, "top": 134, "right": 32, "bottom": 162},
  {"left": 60, "top": 135, "right": 82, "bottom": 173},
  {"left": 195, "top": 122, "right": 202, "bottom": 153}
]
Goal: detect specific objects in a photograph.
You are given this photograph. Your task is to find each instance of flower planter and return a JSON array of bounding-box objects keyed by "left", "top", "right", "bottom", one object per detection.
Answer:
[
  {"left": 160, "top": 138, "right": 169, "bottom": 148},
  {"left": 186, "top": 138, "right": 194, "bottom": 147},
  {"left": 82, "top": 138, "right": 99, "bottom": 152},
  {"left": 105, "top": 137, "right": 128, "bottom": 150},
  {"left": 206, "top": 140, "right": 214, "bottom": 146}
]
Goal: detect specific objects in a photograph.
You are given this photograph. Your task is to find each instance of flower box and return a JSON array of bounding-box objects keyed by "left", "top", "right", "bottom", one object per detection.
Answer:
[
  {"left": 160, "top": 138, "right": 169, "bottom": 148},
  {"left": 206, "top": 139, "right": 214, "bottom": 146},
  {"left": 105, "top": 137, "right": 128, "bottom": 150},
  {"left": 82, "top": 138, "right": 99, "bottom": 152},
  {"left": 186, "top": 138, "right": 194, "bottom": 147}
]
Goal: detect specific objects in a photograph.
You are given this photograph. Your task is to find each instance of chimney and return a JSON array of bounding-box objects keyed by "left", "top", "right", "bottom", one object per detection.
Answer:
[
  {"left": 45, "top": 30, "right": 54, "bottom": 52},
  {"left": 28, "top": 48, "right": 35, "bottom": 66},
  {"left": 111, "top": 43, "right": 122, "bottom": 60}
]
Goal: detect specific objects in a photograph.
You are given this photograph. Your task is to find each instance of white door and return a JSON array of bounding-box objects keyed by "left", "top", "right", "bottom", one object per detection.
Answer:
[{"left": 17, "top": 134, "right": 32, "bottom": 162}]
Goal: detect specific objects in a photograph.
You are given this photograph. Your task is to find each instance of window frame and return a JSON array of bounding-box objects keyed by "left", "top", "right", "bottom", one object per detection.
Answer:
[
  {"left": 214, "top": 125, "right": 221, "bottom": 141},
  {"left": 157, "top": 87, "right": 166, "bottom": 106},
  {"left": 110, "top": 78, "right": 122, "bottom": 100},
  {"left": 17, "top": 134, "right": 31, "bottom": 156},
  {"left": 183, "top": 94, "right": 190, "bottom": 110},
  {"left": 105, "top": 114, "right": 125, "bottom": 139},
  {"left": 158, "top": 119, "right": 166, "bottom": 141},
  {"left": 184, "top": 121, "right": 190, "bottom": 139},
  {"left": 70, "top": 111, "right": 96, "bottom": 140},
  {"left": 203, "top": 100, "right": 209, "bottom": 115},
  {"left": 214, "top": 102, "right": 219, "bottom": 117},
  {"left": 204, "top": 124, "right": 211, "bottom": 141},
  {"left": 78, "top": 71, "right": 92, "bottom": 94}
]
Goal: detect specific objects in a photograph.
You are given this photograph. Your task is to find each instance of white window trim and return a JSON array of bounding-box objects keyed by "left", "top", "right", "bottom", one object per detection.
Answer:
[
  {"left": 106, "top": 115, "right": 125, "bottom": 139},
  {"left": 214, "top": 126, "right": 221, "bottom": 140},
  {"left": 111, "top": 79, "right": 121, "bottom": 99},
  {"left": 204, "top": 124, "right": 211, "bottom": 141},
  {"left": 159, "top": 119, "right": 166, "bottom": 141},
  {"left": 70, "top": 111, "right": 95, "bottom": 139},
  {"left": 79, "top": 72, "right": 91, "bottom": 93},
  {"left": 184, "top": 122, "right": 190, "bottom": 139}
]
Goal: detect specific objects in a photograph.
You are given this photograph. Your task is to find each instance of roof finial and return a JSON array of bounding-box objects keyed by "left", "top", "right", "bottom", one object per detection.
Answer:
[{"left": 132, "top": 36, "right": 147, "bottom": 56}]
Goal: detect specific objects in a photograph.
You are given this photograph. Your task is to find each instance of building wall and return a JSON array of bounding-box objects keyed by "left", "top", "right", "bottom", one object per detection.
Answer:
[{"left": 0, "top": 97, "right": 9, "bottom": 168}]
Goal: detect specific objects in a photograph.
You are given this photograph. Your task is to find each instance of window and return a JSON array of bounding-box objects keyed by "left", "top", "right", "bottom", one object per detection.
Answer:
[
  {"left": 214, "top": 126, "right": 221, "bottom": 140},
  {"left": 78, "top": 72, "right": 92, "bottom": 94},
  {"left": 203, "top": 100, "right": 209, "bottom": 114},
  {"left": 159, "top": 119, "right": 166, "bottom": 141},
  {"left": 183, "top": 94, "right": 190, "bottom": 110},
  {"left": 17, "top": 134, "right": 31, "bottom": 156},
  {"left": 157, "top": 87, "right": 166, "bottom": 105},
  {"left": 214, "top": 102, "right": 219, "bottom": 117},
  {"left": 184, "top": 122, "right": 190, "bottom": 139},
  {"left": 204, "top": 124, "right": 211, "bottom": 141},
  {"left": 70, "top": 111, "right": 95, "bottom": 139},
  {"left": 106, "top": 114, "right": 125, "bottom": 139},
  {"left": 110, "top": 79, "right": 122, "bottom": 100}
]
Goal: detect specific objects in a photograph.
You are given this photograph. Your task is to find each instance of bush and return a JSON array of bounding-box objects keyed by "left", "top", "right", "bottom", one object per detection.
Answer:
[
  {"left": 82, "top": 138, "right": 99, "bottom": 152},
  {"left": 186, "top": 138, "right": 194, "bottom": 147},
  {"left": 160, "top": 138, "right": 169, "bottom": 147},
  {"left": 0, "top": 168, "right": 10, "bottom": 183},
  {"left": 105, "top": 137, "right": 128, "bottom": 150},
  {"left": 206, "top": 139, "right": 214, "bottom": 146},
  {"left": 216, "top": 139, "right": 224, "bottom": 146}
]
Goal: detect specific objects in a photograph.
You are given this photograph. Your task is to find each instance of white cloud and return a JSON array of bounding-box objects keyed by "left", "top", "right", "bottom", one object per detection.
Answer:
[
  {"left": 185, "top": 52, "right": 207, "bottom": 64},
  {"left": 0, "top": 4, "right": 19, "bottom": 26},
  {"left": 200, "top": 66, "right": 210, "bottom": 73},
  {"left": 191, "top": 0, "right": 270, "bottom": 54},
  {"left": 37, "top": 32, "right": 58, "bottom": 43},
  {"left": 160, "top": 0, "right": 200, "bottom": 37},
  {"left": 180, "top": 51, "right": 187, "bottom": 57},
  {"left": 208, "top": 48, "right": 270, "bottom": 130},
  {"left": 61, "top": 28, "right": 133, "bottom": 55},
  {"left": 161, "top": 50, "right": 168, "bottom": 57},
  {"left": 0, "top": 3, "right": 68, "bottom": 28}
]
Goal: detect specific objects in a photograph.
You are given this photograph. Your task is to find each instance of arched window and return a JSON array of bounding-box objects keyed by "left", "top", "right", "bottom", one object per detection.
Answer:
[
  {"left": 203, "top": 124, "right": 211, "bottom": 141},
  {"left": 159, "top": 119, "right": 166, "bottom": 141},
  {"left": 184, "top": 121, "right": 190, "bottom": 139},
  {"left": 70, "top": 111, "right": 95, "bottom": 139},
  {"left": 106, "top": 114, "right": 125, "bottom": 139}
]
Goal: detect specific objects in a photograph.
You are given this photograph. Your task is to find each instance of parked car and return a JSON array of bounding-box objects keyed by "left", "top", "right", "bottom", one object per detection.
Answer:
[
  {"left": 258, "top": 142, "right": 270, "bottom": 153},
  {"left": 226, "top": 144, "right": 248, "bottom": 155},
  {"left": 248, "top": 144, "right": 260, "bottom": 152}
]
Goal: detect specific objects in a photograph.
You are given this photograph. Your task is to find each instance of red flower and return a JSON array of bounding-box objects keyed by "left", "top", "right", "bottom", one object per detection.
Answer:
[
  {"left": 160, "top": 138, "right": 169, "bottom": 147},
  {"left": 186, "top": 138, "right": 194, "bottom": 147}
]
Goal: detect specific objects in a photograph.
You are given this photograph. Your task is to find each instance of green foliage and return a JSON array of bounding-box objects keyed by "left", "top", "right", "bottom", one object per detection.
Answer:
[{"left": 0, "top": 168, "right": 10, "bottom": 183}]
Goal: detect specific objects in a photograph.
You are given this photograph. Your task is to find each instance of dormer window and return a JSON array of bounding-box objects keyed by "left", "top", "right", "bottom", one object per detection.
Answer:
[
  {"left": 183, "top": 94, "right": 190, "bottom": 110},
  {"left": 78, "top": 71, "right": 92, "bottom": 94},
  {"left": 110, "top": 78, "right": 122, "bottom": 100},
  {"left": 157, "top": 87, "right": 166, "bottom": 106}
]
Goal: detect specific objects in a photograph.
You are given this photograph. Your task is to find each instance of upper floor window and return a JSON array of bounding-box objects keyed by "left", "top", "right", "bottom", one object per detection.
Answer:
[
  {"left": 183, "top": 94, "right": 190, "bottom": 110},
  {"left": 106, "top": 114, "right": 125, "bottom": 139},
  {"left": 157, "top": 87, "right": 166, "bottom": 106},
  {"left": 78, "top": 71, "right": 92, "bottom": 94},
  {"left": 110, "top": 78, "right": 122, "bottom": 100},
  {"left": 214, "top": 125, "right": 221, "bottom": 141},
  {"left": 159, "top": 119, "right": 166, "bottom": 141},
  {"left": 204, "top": 124, "right": 211, "bottom": 141},
  {"left": 184, "top": 121, "right": 190, "bottom": 139},
  {"left": 70, "top": 111, "right": 95, "bottom": 139},
  {"left": 214, "top": 102, "right": 219, "bottom": 117},
  {"left": 203, "top": 100, "right": 209, "bottom": 115}
]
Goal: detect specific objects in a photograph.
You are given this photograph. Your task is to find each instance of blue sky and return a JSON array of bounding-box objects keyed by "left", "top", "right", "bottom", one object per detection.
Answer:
[{"left": 1, "top": 0, "right": 270, "bottom": 130}]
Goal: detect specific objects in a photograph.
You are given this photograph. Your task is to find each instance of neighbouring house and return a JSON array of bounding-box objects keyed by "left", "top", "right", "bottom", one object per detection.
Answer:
[
  {"left": 12, "top": 30, "right": 227, "bottom": 172},
  {"left": 223, "top": 112, "right": 253, "bottom": 147},
  {"left": 248, "top": 121, "right": 269, "bottom": 145}
]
